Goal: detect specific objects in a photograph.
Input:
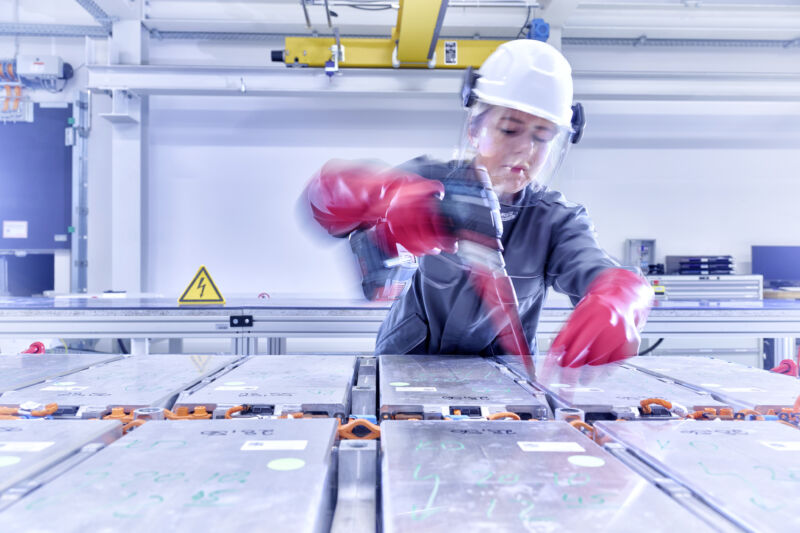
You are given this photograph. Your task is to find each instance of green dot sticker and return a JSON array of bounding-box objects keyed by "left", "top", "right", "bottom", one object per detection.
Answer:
[
  {"left": 267, "top": 458, "right": 306, "bottom": 471},
  {"left": 0, "top": 456, "right": 21, "bottom": 467},
  {"left": 389, "top": 382, "right": 410, "bottom": 387},
  {"left": 568, "top": 455, "right": 605, "bottom": 468}
]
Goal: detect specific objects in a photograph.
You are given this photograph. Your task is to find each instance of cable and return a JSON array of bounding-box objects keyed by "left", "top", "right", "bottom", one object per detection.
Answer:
[
  {"left": 516, "top": 6, "right": 534, "bottom": 39},
  {"left": 637, "top": 338, "right": 664, "bottom": 356},
  {"left": 117, "top": 338, "right": 128, "bottom": 354}
]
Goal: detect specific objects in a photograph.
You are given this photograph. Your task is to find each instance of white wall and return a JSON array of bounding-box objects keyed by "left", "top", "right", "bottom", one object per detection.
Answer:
[
  {"left": 92, "top": 40, "right": 800, "bottom": 295},
  {"left": 142, "top": 92, "right": 800, "bottom": 297},
  {"left": 145, "top": 94, "right": 464, "bottom": 297}
]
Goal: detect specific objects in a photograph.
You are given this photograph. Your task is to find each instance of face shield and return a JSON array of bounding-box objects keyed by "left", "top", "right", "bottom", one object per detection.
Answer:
[{"left": 452, "top": 101, "right": 580, "bottom": 208}]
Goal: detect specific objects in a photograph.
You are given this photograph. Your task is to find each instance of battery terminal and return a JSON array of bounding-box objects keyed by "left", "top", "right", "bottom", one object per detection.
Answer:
[{"left": 164, "top": 406, "right": 212, "bottom": 420}]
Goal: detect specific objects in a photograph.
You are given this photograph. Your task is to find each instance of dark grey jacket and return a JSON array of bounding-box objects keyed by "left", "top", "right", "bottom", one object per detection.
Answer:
[{"left": 374, "top": 156, "right": 617, "bottom": 356}]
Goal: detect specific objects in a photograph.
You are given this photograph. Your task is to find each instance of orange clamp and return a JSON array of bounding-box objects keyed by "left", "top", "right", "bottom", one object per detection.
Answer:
[
  {"left": 569, "top": 419, "right": 595, "bottom": 440},
  {"left": 488, "top": 411, "right": 521, "bottom": 421},
  {"left": 225, "top": 405, "right": 246, "bottom": 419},
  {"left": 640, "top": 398, "right": 673, "bottom": 415},
  {"left": 338, "top": 418, "right": 381, "bottom": 440},
  {"left": 121, "top": 419, "right": 146, "bottom": 434}
]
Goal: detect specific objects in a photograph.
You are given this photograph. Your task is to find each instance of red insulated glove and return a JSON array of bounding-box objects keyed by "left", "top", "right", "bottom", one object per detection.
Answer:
[
  {"left": 305, "top": 159, "right": 456, "bottom": 256},
  {"left": 549, "top": 268, "right": 654, "bottom": 367}
]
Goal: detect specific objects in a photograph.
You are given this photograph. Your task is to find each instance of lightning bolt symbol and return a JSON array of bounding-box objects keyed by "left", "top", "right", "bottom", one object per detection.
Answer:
[{"left": 197, "top": 277, "right": 206, "bottom": 298}]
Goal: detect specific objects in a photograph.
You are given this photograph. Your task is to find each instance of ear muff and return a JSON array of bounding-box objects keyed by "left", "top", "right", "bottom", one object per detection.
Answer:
[
  {"left": 570, "top": 103, "right": 586, "bottom": 144},
  {"left": 461, "top": 66, "right": 480, "bottom": 108}
]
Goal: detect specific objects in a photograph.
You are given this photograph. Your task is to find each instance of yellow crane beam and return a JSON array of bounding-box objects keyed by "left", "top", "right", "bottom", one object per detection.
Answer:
[{"left": 283, "top": 37, "right": 505, "bottom": 69}]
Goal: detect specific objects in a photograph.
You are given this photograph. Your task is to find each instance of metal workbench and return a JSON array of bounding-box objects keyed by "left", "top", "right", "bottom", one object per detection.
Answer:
[
  {"left": 0, "top": 419, "right": 339, "bottom": 532},
  {"left": 380, "top": 420, "right": 722, "bottom": 532},
  {"left": 0, "top": 296, "right": 798, "bottom": 359},
  {"left": 595, "top": 420, "right": 800, "bottom": 533}
]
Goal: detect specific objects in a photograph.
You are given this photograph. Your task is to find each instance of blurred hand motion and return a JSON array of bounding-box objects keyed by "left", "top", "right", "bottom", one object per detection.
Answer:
[
  {"left": 304, "top": 159, "right": 456, "bottom": 256},
  {"left": 549, "top": 268, "right": 653, "bottom": 367}
]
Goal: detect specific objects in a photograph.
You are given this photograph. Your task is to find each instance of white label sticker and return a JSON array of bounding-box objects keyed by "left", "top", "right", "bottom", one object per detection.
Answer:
[
  {"left": 565, "top": 387, "right": 603, "bottom": 393},
  {"left": 760, "top": 441, "right": 800, "bottom": 451},
  {"left": 40, "top": 385, "right": 88, "bottom": 392},
  {"left": 395, "top": 387, "right": 436, "bottom": 392},
  {"left": 721, "top": 387, "right": 764, "bottom": 393},
  {"left": 214, "top": 385, "right": 258, "bottom": 391},
  {"left": 0, "top": 441, "right": 55, "bottom": 452},
  {"left": 54, "top": 234, "right": 68, "bottom": 242},
  {"left": 240, "top": 440, "right": 308, "bottom": 451},
  {"left": 2, "top": 220, "right": 28, "bottom": 239},
  {"left": 517, "top": 441, "right": 586, "bottom": 453}
]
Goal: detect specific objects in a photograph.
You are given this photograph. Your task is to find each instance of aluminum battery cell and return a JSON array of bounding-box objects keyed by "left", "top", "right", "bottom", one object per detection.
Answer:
[
  {"left": 626, "top": 356, "right": 800, "bottom": 413},
  {"left": 0, "top": 353, "right": 121, "bottom": 393},
  {"left": 0, "top": 420, "right": 122, "bottom": 509},
  {"left": 594, "top": 420, "right": 800, "bottom": 533},
  {"left": 0, "top": 418, "right": 339, "bottom": 532},
  {"left": 379, "top": 355, "right": 550, "bottom": 420},
  {"left": 380, "top": 420, "right": 721, "bottom": 533},
  {"left": 174, "top": 355, "right": 358, "bottom": 418},
  {"left": 0, "top": 355, "right": 238, "bottom": 418},
  {"left": 497, "top": 355, "right": 730, "bottom": 422}
]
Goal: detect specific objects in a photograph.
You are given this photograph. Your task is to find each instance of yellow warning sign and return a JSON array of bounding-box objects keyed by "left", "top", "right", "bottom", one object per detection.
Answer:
[
  {"left": 178, "top": 265, "right": 225, "bottom": 305},
  {"left": 190, "top": 354, "right": 211, "bottom": 373}
]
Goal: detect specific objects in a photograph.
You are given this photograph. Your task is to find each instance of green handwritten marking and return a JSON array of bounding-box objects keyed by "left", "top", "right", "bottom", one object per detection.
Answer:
[
  {"left": 202, "top": 472, "right": 220, "bottom": 484},
  {"left": 486, "top": 498, "right": 497, "bottom": 519},
  {"left": 697, "top": 461, "right": 784, "bottom": 512},
  {"left": 562, "top": 493, "right": 584, "bottom": 508},
  {"left": 753, "top": 465, "right": 777, "bottom": 481},
  {"left": 155, "top": 472, "right": 186, "bottom": 483},
  {"left": 656, "top": 439, "right": 670, "bottom": 450},
  {"left": 517, "top": 497, "right": 537, "bottom": 521},
  {"left": 689, "top": 440, "right": 718, "bottom": 452},
  {"left": 184, "top": 489, "right": 239, "bottom": 508},
  {"left": 562, "top": 493, "right": 612, "bottom": 509},
  {"left": 218, "top": 471, "right": 250, "bottom": 484},
  {"left": 474, "top": 470, "right": 494, "bottom": 487},
  {"left": 410, "top": 464, "right": 441, "bottom": 521},
  {"left": 553, "top": 472, "right": 591, "bottom": 487},
  {"left": 749, "top": 496, "right": 785, "bottom": 512}
]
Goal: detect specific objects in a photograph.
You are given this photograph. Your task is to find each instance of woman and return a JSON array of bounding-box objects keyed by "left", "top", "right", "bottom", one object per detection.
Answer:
[{"left": 304, "top": 40, "right": 652, "bottom": 367}]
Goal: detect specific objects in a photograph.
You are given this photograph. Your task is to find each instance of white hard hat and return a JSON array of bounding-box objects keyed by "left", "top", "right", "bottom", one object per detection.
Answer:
[{"left": 472, "top": 39, "right": 574, "bottom": 127}]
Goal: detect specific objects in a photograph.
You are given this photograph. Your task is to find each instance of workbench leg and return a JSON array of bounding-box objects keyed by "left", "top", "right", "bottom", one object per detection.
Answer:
[
  {"left": 267, "top": 337, "right": 287, "bottom": 355},
  {"left": 130, "top": 338, "right": 150, "bottom": 355},
  {"left": 774, "top": 337, "right": 797, "bottom": 363},
  {"left": 168, "top": 338, "right": 183, "bottom": 354}
]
